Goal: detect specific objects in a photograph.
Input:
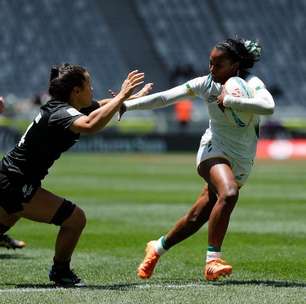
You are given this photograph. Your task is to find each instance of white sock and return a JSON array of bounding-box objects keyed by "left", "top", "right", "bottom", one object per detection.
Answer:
[
  {"left": 153, "top": 237, "right": 167, "bottom": 256},
  {"left": 206, "top": 250, "right": 221, "bottom": 263}
]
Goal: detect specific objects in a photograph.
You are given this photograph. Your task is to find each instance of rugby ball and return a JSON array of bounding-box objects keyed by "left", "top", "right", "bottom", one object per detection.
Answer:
[{"left": 223, "top": 77, "right": 254, "bottom": 127}]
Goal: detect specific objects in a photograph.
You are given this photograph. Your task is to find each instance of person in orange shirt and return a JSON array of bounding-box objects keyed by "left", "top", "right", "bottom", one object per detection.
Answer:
[{"left": 175, "top": 99, "right": 192, "bottom": 128}]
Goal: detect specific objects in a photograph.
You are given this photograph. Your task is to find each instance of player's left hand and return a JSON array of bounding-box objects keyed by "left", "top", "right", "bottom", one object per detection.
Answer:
[
  {"left": 129, "top": 83, "right": 154, "bottom": 99},
  {"left": 109, "top": 83, "right": 154, "bottom": 100}
]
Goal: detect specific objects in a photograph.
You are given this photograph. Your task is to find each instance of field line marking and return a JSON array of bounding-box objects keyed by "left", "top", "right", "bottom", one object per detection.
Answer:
[{"left": 0, "top": 283, "right": 208, "bottom": 293}]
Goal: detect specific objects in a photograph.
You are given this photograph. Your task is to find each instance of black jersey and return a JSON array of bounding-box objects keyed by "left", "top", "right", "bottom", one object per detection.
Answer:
[{"left": 0, "top": 99, "right": 99, "bottom": 183}]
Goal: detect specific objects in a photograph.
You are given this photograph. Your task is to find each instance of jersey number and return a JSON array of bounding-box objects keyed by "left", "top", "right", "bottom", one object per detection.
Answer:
[{"left": 18, "top": 113, "right": 42, "bottom": 147}]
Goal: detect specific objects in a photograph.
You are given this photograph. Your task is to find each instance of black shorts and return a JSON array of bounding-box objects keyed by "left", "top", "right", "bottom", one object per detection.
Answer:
[{"left": 0, "top": 172, "right": 41, "bottom": 214}]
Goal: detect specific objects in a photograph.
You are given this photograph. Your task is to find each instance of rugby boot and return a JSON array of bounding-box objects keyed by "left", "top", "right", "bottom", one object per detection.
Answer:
[
  {"left": 0, "top": 234, "right": 26, "bottom": 249},
  {"left": 137, "top": 241, "right": 160, "bottom": 279},
  {"left": 204, "top": 258, "right": 232, "bottom": 281},
  {"left": 49, "top": 266, "right": 85, "bottom": 287}
]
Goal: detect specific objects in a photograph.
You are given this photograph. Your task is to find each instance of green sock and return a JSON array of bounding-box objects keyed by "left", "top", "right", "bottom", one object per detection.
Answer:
[
  {"left": 208, "top": 245, "right": 221, "bottom": 252},
  {"left": 161, "top": 236, "right": 170, "bottom": 250}
]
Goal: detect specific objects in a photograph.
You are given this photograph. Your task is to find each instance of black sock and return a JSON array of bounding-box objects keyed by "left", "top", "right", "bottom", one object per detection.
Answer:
[{"left": 53, "top": 258, "right": 71, "bottom": 271}]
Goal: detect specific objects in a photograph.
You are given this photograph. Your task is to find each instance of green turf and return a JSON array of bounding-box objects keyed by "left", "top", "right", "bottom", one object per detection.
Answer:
[{"left": 0, "top": 153, "right": 305, "bottom": 303}]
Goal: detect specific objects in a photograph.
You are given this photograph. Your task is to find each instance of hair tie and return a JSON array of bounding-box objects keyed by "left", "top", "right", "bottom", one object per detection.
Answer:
[{"left": 243, "top": 40, "right": 261, "bottom": 60}]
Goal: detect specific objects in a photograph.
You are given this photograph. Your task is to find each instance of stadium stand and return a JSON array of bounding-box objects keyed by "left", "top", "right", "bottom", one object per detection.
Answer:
[
  {"left": 134, "top": 0, "right": 306, "bottom": 110},
  {"left": 0, "top": 0, "right": 305, "bottom": 125},
  {"left": 0, "top": 0, "right": 128, "bottom": 98}
]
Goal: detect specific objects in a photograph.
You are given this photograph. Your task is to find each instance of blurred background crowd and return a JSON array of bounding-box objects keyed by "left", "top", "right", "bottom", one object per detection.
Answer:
[{"left": 0, "top": 0, "right": 305, "bottom": 143}]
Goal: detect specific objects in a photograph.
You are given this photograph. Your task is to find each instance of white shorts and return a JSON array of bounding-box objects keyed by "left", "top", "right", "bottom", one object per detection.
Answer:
[{"left": 196, "top": 135, "right": 253, "bottom": 186}]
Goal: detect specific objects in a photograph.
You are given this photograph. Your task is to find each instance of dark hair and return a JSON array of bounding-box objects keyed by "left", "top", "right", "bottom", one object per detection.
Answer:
[
  {"left": 48, "top": 63, "right": 87, "bottom": 101},
  {"left": 215, "top": 38, "right": 261, "bottom": 73}
]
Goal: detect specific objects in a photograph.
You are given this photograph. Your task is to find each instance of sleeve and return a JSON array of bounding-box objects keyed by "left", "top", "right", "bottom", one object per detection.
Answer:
[
  {"left": 124, "top": 76, "right": 210, "bottom": 111},
  {"left": 223, "top": 76, "right": 275, "bottom": 115},
  {"left": 49, "top": 106, "right": 84, "bottom": 129},
  {"left": 80, "top": 100, "right": 100, "bottom": 115},
  {"left": 185, "top": 75, "right": 212, "bottom": 96}
]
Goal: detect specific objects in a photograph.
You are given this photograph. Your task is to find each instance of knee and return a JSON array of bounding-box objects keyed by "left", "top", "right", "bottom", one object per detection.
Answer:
[
  {"left": 51, "top": 200, "right": 86, "bottom": 231},
  {"left": 66, "top": 206, "right": 86, "bottom": 231},
  {"left": 218, "top": 184, "right": 239, "bottom": 205}
]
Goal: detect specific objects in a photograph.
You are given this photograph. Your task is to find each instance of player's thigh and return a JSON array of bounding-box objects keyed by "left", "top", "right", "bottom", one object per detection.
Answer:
[
  {"left": 17, "top": 187, "right": 64, "bottom": 223},
  {"left": 198, "top": 157, "right": 237, "bottom": 193}
]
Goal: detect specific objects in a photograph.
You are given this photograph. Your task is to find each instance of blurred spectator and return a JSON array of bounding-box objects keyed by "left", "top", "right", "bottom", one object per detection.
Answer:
[
  {"left": 170, "top": 65, "right": 197, "bottom": 132},
  {"left": 174, "top": 99, "right": 193, "bottom": 131}
]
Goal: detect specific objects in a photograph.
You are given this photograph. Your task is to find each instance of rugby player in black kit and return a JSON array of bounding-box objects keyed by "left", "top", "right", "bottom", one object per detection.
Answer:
[{"left": 0, "top": 64, "right": 151, "bottom": 287}]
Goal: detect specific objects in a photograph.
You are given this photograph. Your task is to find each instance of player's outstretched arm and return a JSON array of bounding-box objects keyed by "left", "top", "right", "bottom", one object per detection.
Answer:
[
  {"left": 70, "top": 70, "right": 144, "bottom": 134},
  {"left": 97, "top": 83, "right": 153, "bottom": 108},
  {"left": 117, "top": 82, "right": 196, "bottom": 121}
]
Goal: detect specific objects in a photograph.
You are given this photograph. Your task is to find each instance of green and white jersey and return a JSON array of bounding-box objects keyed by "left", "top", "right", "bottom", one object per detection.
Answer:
[
  {"left": 186, "top": 73, "right": 271, "bottom": 160},
  {"left": 124, "top": 73, "right": 274, "bottom": 161}
]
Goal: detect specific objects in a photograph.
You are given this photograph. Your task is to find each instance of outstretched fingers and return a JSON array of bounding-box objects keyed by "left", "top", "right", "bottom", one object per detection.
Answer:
[{"left": 129, "top": 72, "right": 145, "bottom": 89}]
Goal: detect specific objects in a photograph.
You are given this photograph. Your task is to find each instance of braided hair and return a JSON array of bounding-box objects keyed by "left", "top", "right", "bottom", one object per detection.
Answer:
[
  {"left": 48, "top": 63, "right": 87, "bottom": 101},
  {"left": 215, "top": 38, "right": 261, "bottom": 76}
]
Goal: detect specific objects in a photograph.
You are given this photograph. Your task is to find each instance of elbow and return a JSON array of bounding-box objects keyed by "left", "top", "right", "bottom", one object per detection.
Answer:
[
  {"left": 259, "top": 101, "right": 275, "bottom": 115},
  {"left": 78, "top": 123, "right": 104, "bottom": 134},
  {"left": 265, "top": 96, "right": 275, "bottom": 115},
  {"left": 83, "top": 124, "right": 104, "bottom": 134}
]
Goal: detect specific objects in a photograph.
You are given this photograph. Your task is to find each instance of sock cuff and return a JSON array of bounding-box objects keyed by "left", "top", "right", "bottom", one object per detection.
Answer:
[
  {"left": 154, "top": 236, "right": 168, "bottom": 255},
  {"left": 207, "top": 245, "right": 221, "bottom": 252},
  {"left": 53, "top": 258, "right": 71, "bottom": 269},
  {"left": 161, "top": 236, "right": 168, "bottom": 250}
]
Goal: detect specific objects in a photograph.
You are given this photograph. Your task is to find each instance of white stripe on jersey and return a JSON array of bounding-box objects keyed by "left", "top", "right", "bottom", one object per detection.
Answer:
[{"left": 67, "top": 108, "right": 82, "bottom": 116}]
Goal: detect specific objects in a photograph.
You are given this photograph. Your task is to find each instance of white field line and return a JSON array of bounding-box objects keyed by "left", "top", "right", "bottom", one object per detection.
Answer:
[{"left": 0, "top": 283, "right": 208, "bottom": 293}]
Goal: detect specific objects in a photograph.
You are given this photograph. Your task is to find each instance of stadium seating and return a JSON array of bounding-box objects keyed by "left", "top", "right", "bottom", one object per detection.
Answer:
[
  {"left": 0, "top": 0, "right": 305, "bottom": 114},
  {"left": 0, "top": 0, "right": 127, "bottom": 98},
  {"left": 134, "top": 0, "right": 306, "bottom": 107}
]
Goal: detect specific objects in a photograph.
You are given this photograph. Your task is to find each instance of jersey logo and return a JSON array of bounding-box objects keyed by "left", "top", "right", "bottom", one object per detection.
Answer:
[
  {"left": 22, "top": 184, "right": 34, "bottom": 198},
  {"left": 186, "top": 84, "right": 196, "bottom": 97}
]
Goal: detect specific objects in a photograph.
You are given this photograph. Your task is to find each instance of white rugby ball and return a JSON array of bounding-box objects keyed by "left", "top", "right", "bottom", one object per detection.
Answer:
[{"left": 223, "top": 77, "right": 254, "bottom": 127}]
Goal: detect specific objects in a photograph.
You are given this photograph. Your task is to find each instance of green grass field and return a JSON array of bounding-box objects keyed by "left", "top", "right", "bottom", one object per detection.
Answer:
[{"left": 0, "top": 153, "right": 305, "bottom": 303}]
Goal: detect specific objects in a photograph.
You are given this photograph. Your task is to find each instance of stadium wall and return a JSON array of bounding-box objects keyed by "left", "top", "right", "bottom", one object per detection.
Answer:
[{"left": 1, "top": 127, "right": 306, "bottom": 159}]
